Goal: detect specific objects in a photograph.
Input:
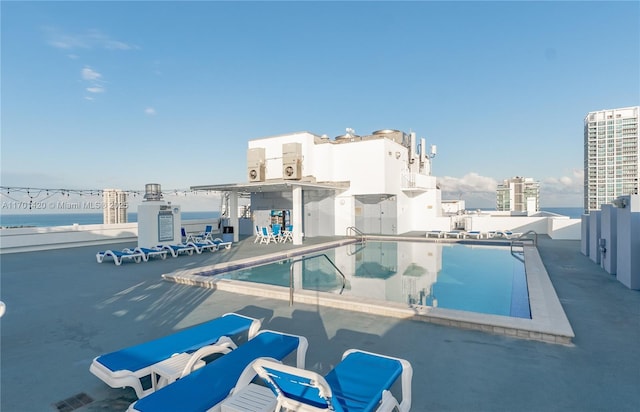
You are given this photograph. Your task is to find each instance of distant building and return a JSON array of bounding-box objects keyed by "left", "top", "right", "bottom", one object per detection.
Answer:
[
  {"left": 103, "top": 189, "right": 128, "bottom": 224},
  {"left": 584, "top": 106, "right": 640, "bottom": 213},
  {"left": 496, "top": 177, "right": 540, "bottom": 213}
]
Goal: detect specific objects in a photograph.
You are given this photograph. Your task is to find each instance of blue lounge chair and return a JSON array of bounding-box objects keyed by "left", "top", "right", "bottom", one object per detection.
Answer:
[
  {"left": 96, "top": 249, "right": 144, "bottom": 265},
  {"left": 89, "top": 313, "right": 261, "bottom": 398},
  {"left": 211, "top": 237, "right": 232, "bottom": 250},
  {"left": 186, "top": 240, "right": 218, "bottom": 254},
  {"left": 123, "top": 247, "right": 168, "bottom": 261},
  {"left": 158, "top": 243, "right": 195, "bottom": 257},
  {"left": 426, "top": 230, "right": 444, "bottom": 238},
  {"left": 128, "top": 330, "right": 308, "bottom": 411},
  {"left": 252, "top": 349, "right": 413, "bottom": 412}
]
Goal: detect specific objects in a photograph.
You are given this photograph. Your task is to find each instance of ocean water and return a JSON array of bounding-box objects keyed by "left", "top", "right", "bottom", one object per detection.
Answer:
[{"left": 0, "top": 211, "right": 220, "bottom": 228}]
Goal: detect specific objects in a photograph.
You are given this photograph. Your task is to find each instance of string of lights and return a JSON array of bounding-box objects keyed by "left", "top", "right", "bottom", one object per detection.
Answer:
[
  {"left": 0, "top": 186, "right": 222, "bottom": 211},
  {"left": 0, "top": 186, "right": 219, "bottom": 199}
]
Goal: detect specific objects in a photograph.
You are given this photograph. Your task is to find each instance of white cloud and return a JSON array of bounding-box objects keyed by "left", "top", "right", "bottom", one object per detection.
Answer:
[
  {"left": 438, "top": 170, "right": 585, "bottom": 207},
  {"left": 542, "top": 169, "right": 584, "bottom": 194},
  {"left": 44, "top": 27, "right": 138, "bottom": 51},
  {"left": 439, "top": 172, "right": 498, "bottom": 194},
  {"left": 145, "top": 107, "right": 157, "bottom": 116},
  {"left": 81, "top": 66, "right": 106, "bottom": 99},
  {"left": 82, "top": 67, "right": 102, "bottom": 81}
]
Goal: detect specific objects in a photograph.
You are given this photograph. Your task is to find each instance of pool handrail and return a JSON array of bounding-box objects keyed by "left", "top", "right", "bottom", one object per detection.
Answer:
[
  {"left": 516, "top": 230, "right": 537, "bottom": 246},
  {"left": 289, "top": 254, "right": 347, "bottom": 306},
  {"left": 346, "top": 226, "right": 366, "bottom": 243}
]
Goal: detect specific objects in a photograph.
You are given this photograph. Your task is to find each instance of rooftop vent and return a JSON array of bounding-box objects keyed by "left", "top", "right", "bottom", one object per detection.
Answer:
[{"left": 143, "top": 183, "right": 163, "bottom": 201}]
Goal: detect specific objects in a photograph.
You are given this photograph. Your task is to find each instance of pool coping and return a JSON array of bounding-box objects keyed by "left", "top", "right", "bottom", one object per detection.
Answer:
[{"left": 162, "top": 237, "right": 575, "bottom": 345}]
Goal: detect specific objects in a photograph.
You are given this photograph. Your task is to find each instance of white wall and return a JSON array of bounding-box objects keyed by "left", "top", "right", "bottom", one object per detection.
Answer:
[
  {"left": 616, "top": 195, "right": 640, "bottom": 289},
  {"left": 0, "top": 223, "right": 138, "bottom": 254},
  {"left": 546, "top": 217, "right": 582, "bottom": 240},
  {"left": 0, "top": 218, "right": 218, "bottom": 254}
]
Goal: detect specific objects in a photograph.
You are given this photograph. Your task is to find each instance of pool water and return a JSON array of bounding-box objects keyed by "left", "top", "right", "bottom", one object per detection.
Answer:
[{"left": 217, "top": 241, "right": 530, "bottom": 319}]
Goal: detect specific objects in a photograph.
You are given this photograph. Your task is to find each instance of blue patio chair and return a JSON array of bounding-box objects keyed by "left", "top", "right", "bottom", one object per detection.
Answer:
[
  {"left": 272, "top": 223, "right": 282, "bottom": 241},
  {"left": 89, "top": 313, "right": 261, "bottom": 399},
  {"left": 260, "top": 227, "right": 277, "bottom": 244},
  {"left": 128, "top": 330, "right": 308, "bottom": 411},
  {"left": 252, "top": 349, "right": 413, "bottom": 412},
  {"left": 197, "top": 225, "right": 214, "bottom": 242},
  {"left": 181, "top": 228, "right": 197, "bottom": 243}
]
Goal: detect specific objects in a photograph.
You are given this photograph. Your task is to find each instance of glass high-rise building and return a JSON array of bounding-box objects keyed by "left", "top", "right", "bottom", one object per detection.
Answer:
[{"left": 584, "top": 106, "right": 639, "bottom": 213}]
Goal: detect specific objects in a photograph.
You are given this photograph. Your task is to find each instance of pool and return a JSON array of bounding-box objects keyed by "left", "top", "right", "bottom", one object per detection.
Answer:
[{"left": 214, "top": 241, "right": 530, "bottom": 319}]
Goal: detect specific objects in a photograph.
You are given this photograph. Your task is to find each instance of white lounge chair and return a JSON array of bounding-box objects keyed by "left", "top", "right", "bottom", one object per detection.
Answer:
[
  {"left": 426, "top": 230, "right": 445, "bottom": 238},
  {"left": 96, "top": 249, "right": 144, "bottom": 265},
  {"left": 128, "top": 330, "right": 308, "bottom": 412},
  {"left": 252, "top": 348, "right": 413, "bottom": 412},
  {"left": 89, "top": 313, "right": 261, "bottom": 399}
]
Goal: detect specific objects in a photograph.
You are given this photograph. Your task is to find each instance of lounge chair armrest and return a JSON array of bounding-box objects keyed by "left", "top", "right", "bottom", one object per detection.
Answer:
[
  {"left": 180, "top": 338, "right": 236, "bottom": 378},
  {"left": 233, "top": 357, "right": 282, "bottom": 396},
  {"left": 377, "top": 390, "right": 402, "bottom": 412}
]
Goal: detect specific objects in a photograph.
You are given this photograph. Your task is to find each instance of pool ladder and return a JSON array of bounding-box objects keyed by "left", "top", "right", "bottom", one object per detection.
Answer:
[
  {"left": 346, "top": 226, "right": 366, "bottom": 243},
  {"left": 289, "top": 254, "right": 347, "bottom": 306},
  {"left": 510, "top": 230, "right": 537, "bottom": 260}
]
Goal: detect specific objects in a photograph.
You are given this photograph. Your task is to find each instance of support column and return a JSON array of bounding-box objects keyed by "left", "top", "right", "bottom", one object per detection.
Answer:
[
  {"left": 292, "top": 186, "right": 303, "bottom": 245},
  {"left": 230, "top": 191, "right": 239, "bottom": 242}
]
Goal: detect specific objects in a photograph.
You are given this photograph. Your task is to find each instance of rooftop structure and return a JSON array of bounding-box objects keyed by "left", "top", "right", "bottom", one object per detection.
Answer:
[
  {"left": 584, "top": 106, "right": 640, "bottom": 213},
  {"left": 496, "top": 176, "right": 540, "bottom": 213}
]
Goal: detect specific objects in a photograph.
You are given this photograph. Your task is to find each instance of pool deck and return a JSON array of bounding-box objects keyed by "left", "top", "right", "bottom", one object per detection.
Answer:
[{"left": 1, "top": 234, "right": 639, "bottom": 411}]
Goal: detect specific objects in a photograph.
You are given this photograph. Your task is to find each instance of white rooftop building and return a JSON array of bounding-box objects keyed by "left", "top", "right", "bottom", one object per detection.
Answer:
[{"left": 194, "top": 129, "right": 440, "bottom": 244}]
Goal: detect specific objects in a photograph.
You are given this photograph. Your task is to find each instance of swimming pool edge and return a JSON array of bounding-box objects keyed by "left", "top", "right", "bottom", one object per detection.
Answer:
[{"left": 162, "top": 239, "right": 575, "bottom": 345}]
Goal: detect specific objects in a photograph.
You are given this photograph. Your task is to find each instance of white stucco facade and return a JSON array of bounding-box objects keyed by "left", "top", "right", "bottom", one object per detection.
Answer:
[{"left": 246, "top": 130, "right": 440, "bottom": 237}]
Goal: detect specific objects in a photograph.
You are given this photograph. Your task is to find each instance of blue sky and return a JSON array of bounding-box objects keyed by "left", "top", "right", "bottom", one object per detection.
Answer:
[{"left": 1, "top": 1, "right": 639, "bottom": 210}]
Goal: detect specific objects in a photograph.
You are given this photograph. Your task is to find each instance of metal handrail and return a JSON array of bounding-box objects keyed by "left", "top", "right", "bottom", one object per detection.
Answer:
[
  {"left": 289, "top": 254, "right": 347, "bottom": 306},
  {"left": 346, "top": 226, "right": 366, "bottom": 243},
  {"left": 516, "top": 230, "right": 538, "bottom": 246}
]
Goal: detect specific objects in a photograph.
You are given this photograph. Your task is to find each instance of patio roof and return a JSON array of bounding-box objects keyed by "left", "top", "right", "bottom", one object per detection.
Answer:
[{"left": 190, "top": 180, "right": 350, "bottom": 194}]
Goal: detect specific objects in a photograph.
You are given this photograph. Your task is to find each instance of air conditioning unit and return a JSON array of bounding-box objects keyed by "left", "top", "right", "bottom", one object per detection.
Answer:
[
  {"left": 283, "top": 161, "right": 301, "bottom": 180},
  {"left": 248, "top": 165, "right": 265, "bottom": 182},
  {"left": 282, "top": 142, "right": 302, "bottom": 180},
  {"left": 247, "top": 148, "right": 266, "bottom": 182}
]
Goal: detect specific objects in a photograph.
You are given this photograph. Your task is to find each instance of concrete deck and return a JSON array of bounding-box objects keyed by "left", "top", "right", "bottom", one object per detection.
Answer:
[{"left": 1, "top": 235, "right": 638, "bottom": 411}]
